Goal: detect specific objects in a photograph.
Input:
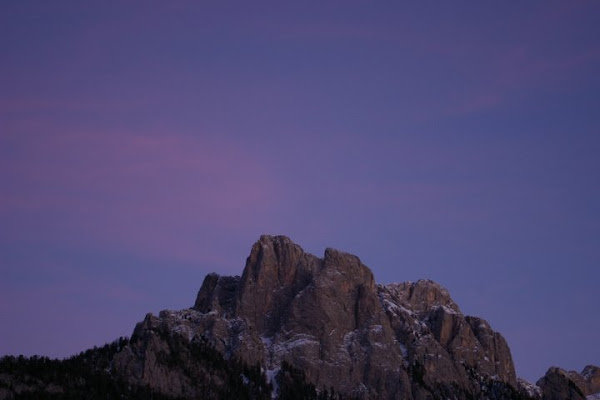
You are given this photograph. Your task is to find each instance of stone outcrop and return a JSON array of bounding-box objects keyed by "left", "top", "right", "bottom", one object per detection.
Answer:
[
  {"left": 2, "top": 235, "right": 598, "bottom": 399},
  {"left": 583, "top": 365, "right": 600, "bottom": 394},
  {"left": 113, "top": 235, "right": 526, "bottom": 399},
  {"left": 536, "top": 365, "right": 600, "bottom": 400}
]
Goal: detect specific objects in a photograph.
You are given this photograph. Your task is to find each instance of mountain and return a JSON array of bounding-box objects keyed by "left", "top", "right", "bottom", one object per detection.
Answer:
[{"left": 1, "top": 235, "right": 598, "bottom": 400}]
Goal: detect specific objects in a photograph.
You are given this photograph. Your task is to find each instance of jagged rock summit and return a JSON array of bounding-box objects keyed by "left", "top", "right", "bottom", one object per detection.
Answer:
[
  {"left": 2, "top": 235, "right": 598, "bottom": 400},
  {"left": 536, "top": 365, "right": 600, "bottom": 400},
  {"left": 113, "top": 235, "right": 525, "bottom": 399}
]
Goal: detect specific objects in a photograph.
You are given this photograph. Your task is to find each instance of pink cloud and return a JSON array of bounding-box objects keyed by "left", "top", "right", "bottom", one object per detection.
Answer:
[
  {"left": 0, "top": 96, "right": 156, "bottom": 114},
  {"left": 1, "top": 128, "right": 280, "bottom": 265}
]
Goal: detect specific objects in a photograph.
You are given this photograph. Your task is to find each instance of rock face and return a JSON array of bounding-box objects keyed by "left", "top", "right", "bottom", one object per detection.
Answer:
[
  {"left": 536, "top": 365, "right": 600, "bottom": 400},
  {"left": 113, "top": 235, "right": 526, "bottom": 399},
  {"left": 2, "top": 235, "right": 597, "bottom": 400},
  {"left": 583, "top": 365, "right": 600, "bottom": 394}
]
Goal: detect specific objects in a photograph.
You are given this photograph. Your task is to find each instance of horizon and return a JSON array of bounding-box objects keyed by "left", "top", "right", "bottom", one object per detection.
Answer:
[{"left": 1, "top": 1, "right": 599, "bottom": 384}]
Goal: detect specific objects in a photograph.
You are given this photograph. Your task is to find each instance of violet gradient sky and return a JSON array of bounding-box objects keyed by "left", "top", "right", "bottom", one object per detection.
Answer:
[{"left": 1, "top": 1, "right": 599, "bottom": 382}]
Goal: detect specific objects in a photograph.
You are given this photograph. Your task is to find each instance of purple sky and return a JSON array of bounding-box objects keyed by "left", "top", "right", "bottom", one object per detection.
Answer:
[{"left": 1, "top": 1, "right": 599, "bottom": 383}]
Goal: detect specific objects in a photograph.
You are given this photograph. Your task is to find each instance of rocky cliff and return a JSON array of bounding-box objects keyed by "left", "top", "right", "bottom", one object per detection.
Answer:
[
  {"left": 535, "top": 365, "right": 600, "bottom": 400},
  {"left": 1, "top": 235, "right": 598, "bottom": 400},
  {"left": 112, "top": 235, "right": 529, "bottom": 399}
]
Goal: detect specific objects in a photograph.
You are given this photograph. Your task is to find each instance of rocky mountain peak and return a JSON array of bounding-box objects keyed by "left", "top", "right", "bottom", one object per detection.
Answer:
[
  {"left": 161, "top": 236, "right": 522, "bottom": 398},
  {"left": 85, "top": 235, "right": 598, "bottom": 400},
  {"left": 2, "top": 235, "right": 598, "bottom": 400},
  {"left": 322, "top": 246, "right": 375, "bottom": 291},
  {"left": 194, "top": 273, "right": 239, "bottom": 316},
  {"left": 243, "top": 235, "right": 309, "bottom": 283},
  {"left": 194, "top": 235, "right": 381, "bottom": 338},
  {"left": 583, "top": 365, "right": 600, "bottom": 392},
  {"left": 233, "top": 235, "right": 320, "bottom": 335},
  {"left": 536, "top": 365, "right": 600, "bottom": 400}
]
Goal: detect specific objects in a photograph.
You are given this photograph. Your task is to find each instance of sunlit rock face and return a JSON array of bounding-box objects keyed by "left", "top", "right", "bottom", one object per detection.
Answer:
[{"left": 112, "top": 235, "right": 540, "bottom": 399}]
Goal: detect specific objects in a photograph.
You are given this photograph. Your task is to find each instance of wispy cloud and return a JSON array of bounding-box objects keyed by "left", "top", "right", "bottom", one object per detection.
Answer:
[{"left": 1, "top": 128, "right": 279, "bottom": 264}]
